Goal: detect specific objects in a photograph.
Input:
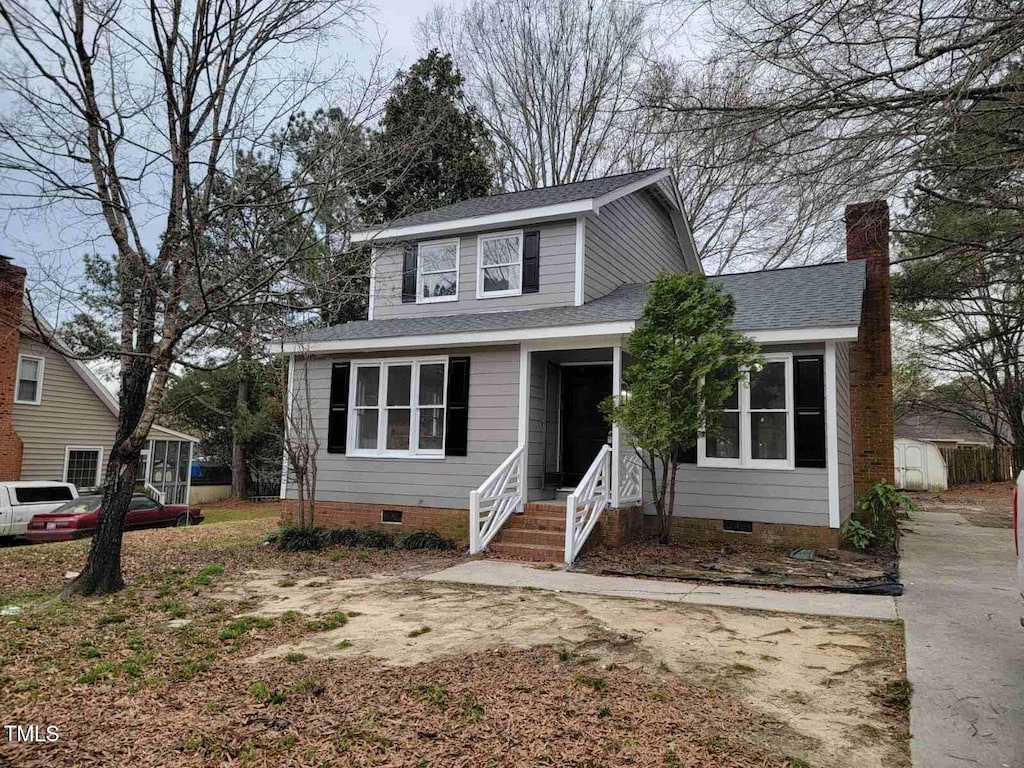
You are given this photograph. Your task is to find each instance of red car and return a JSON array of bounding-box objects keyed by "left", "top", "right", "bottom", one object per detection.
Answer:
[{"left": 26, "top": 494, "right": 203, "bottom": 542}]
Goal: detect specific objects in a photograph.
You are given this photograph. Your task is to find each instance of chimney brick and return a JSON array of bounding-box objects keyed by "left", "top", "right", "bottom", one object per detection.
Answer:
[
  {"left": 845, "top": 201, "right": 895, "bottom": 496},
  {"left": 0, "top": 258, "right": 26, "bottom": 480}
]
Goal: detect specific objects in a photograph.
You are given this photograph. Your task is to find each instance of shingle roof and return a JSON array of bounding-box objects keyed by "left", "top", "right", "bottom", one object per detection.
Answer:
[
  {"left": 380, "top": 169, "right": 668, "bottom": 229},
  {"left": 295, "top": 260, "right": 866, "bottom": 345}
]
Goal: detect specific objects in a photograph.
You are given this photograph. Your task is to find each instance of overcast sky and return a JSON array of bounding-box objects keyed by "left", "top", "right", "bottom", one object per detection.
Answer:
[{"left": 0, "top": 0, "right": 458, "bottom": 314}]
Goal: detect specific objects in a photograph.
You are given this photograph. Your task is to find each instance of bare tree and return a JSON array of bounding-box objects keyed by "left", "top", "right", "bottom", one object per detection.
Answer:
[
  {"left": 0, "top": 0, "right": 373, "bottom": 595},
  {"left": 281, "top": 354, "right": 319, "bottom": 529},
  {"left": 419, "top": 0, "right": 650, "bottom": 189}
]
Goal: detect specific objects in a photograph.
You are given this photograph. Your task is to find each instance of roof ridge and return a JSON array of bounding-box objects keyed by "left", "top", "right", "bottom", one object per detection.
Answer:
[{"left": 713, "top": 260, "right": 853, "bottom": 278}]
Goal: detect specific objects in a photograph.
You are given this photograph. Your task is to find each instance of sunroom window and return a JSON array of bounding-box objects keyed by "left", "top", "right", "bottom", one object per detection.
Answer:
[
  {"left": 417, "top": 239, "right": 459, "bottom": 302},
  {"left": 349, "top": 358, "right": 447, "bottom": 457},
  {"left": 478, "top": 231, "right": 523, "bottom": 297},
  {"left": 699, "top": 355, "right": 794, "bottom": 469}
]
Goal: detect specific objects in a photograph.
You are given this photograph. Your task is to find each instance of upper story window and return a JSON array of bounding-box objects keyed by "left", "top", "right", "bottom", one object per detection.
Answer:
[
  {"left": 349, "top": 357, "right": 448, "bottom": 458},
  {"left": 417, "top": 239, "right": 459, "bottom": 303},
  {"left": 698, "top": 354, "right": 794, "bottom": 470},
  {"left": 15, "top": 354, "right": 44, "bottom": 405},
  {"left": 478, "top": 230, "right": 523, "bottom": 298}
]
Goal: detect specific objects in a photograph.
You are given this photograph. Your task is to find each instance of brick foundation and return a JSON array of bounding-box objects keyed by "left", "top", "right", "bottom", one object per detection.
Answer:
[
  {"left": 283, "top": 500, "right": 469, "bottom": 544},
  {"left": 595, "top": 505, "right": 644, "bottom": 547},
  {"left": 647, "top": 515, "right": 839, "bottom": 550},
  {"left": 846, "top": 201, "right": 895, "bottom": 497},
  {"left": 0, "top": 257, "right": 25, "bottom": 481}
]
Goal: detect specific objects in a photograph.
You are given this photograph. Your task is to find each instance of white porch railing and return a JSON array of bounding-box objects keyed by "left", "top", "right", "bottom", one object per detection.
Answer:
[
  {"left": 144, "top": 483, "right": 166, "bottom": 505},
  {"left": 469, "top": 445, "right": 525, "bottom": 554},
  {"left": 564, "top": 444, "right": 613, "bottom": 564},
  {"left": 616, "top": 445, "right": 643, "bottom": 506}
]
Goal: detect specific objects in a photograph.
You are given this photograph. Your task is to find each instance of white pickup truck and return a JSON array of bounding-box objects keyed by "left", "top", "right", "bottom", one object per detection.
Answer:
[{"left": 0, "top": 481, "right": 79, "bottom": 539}]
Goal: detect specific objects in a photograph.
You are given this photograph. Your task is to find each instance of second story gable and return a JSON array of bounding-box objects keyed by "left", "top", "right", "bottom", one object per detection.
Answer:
[{"left": 354, "top": 169, "right": 701, "bottom": 321}]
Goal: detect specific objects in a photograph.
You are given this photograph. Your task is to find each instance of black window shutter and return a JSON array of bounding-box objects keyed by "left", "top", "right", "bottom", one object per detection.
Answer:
[
  {"left": 402, "top": 243, "right": 418, "bottom": 303},
  {"left": 674, "top": 436, "right": 698, "bottom": 464},
  {"left": 445, "top": 357, "right": 471, "bottom": 456},
  {"left": 327, "top": 362, "right": 351, "bottom": 454},
  {"left": 794, "top": 355, "right": 826, "bottom": 468},
  {"left": 522, "top": 230, "right": 540, "bottom": 293}
]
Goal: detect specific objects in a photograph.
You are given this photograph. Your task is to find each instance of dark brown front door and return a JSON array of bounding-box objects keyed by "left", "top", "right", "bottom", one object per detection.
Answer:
[{"left": 560, "top": 364, "right": 613, "bottom": 486}]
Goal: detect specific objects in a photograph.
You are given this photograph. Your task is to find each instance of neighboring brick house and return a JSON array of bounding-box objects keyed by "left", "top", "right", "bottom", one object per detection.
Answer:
[
  {"left": 0, "top": 257, "right": 199, "bottom": 501},
  {"left": 278, "top": 169, "right": 895, "bottom": 561}
]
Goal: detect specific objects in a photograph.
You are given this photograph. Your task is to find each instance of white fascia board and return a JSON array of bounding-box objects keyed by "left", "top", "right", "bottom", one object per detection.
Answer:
[
  {"left": 591, "top": 169, "right": 671, "bottom": 211},
  {"left": 278, "top": 320, "right": 637, "bottom": 355},
  {"left": 748, "top": 326, "right": 860, "bottom": 344},
  {"left": 149, "top": 424, "right": 203, "bottom": 443},
  {"left": 350, "top": 200, "right": 597, "bottom": 243}
]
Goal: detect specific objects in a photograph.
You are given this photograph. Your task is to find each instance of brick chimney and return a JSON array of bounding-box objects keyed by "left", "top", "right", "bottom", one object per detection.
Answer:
[
  {"left": 845, "top": 202, "right": 895, "bottom": 495},
  {"left": 0, "top": 255, "right": 26, "bottom": 481}
]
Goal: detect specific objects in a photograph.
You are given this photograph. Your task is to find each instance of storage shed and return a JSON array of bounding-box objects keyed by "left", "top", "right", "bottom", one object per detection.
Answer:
[{"left": 894, "top": 437, "right": 948, "bottom": 491}]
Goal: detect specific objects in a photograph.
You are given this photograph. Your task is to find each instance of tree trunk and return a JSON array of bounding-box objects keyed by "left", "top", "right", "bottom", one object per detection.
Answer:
[
  {"left": 657, "top": 457, "right": 671, "bottom": 544},
  {"left": 665, "top": 459, "right": 678, "bottom": 544},
  {"left": 231, "top": 375, "right": 250, "bottom": 499}
]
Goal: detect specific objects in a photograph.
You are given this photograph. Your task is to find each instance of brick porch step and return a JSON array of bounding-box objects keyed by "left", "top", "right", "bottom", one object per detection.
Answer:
[
  {"left": 492, "top": 528, "right": 565, "bottom": 546},
  {"left": 488, "top": 541, "right": 564, "bottom": 562},
  {"left": 506, "top": 513, "right": 565, "bottom": 532},
  {"left": 523, "top": 502, "right": 565, "bottom": 513}
]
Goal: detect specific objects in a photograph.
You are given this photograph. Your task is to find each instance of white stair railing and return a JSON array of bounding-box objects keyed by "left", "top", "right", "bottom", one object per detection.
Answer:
[
  {"left": 144, "top": 483, "right": 166, "bottom": 505},
  {"left": 469, "top": 445, "right": 525, "bottom": 554},
  {"left": 617, "top": 445, "right": 643, "bottom": 506},
  {"left": 564, "top": 444, "right": 612, "bottom": 564}
]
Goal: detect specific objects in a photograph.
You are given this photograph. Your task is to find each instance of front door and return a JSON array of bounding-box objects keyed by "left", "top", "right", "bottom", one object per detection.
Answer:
[{"left": 560, "top": 364, "right": 613, "bottom": 486}]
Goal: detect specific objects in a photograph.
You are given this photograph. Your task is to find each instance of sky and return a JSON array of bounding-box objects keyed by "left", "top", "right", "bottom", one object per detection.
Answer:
[{"left": 0, "top": 0, "right": 455, "bottom": 319}]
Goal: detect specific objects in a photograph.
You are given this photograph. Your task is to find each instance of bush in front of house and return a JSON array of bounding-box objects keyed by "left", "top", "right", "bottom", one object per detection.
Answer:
[
  {"left": 268, "top": 526, "right": 454, "bottom": 552},
  {"left": 841, "top": 483, "right": 915, "bottom": 550}
]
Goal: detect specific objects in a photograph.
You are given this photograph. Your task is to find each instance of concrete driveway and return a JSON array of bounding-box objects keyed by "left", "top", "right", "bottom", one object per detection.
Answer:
[{"left": 899, "top": 488, "right": 1024, "bottom": 767}]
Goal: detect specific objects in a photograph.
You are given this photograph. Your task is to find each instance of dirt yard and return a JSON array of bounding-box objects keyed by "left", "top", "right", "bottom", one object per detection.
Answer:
[
  {"left": 911, "top": 480, "right": 1015, "bottom": 528},
  {"left": 0, "top": 520, "right": 909, "bottom": 768}
]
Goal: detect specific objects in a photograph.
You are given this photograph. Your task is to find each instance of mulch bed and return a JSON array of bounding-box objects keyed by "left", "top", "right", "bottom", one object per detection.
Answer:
[{"left": 576, "top": 538, "right": 901, "bottom": 594}]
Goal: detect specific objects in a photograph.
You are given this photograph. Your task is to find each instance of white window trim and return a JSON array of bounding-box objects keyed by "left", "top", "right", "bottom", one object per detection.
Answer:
[
  {"left": 63, "top": 445, "right": 104, "bottom": 488},
  {"left": 416, "top": 238, "right": 460, "bottom": 304},
  {"left": 476, "top": 229, "right": 524, "bottom": 299},
  {"left": 698, "top": 353, "right": 795, "bottom": 471},
  {"left": 14, "top": 354, "right": 45, "bottom": 405},
  {"left": 347, "top": 356, "right": 449, "bottom": 459}
]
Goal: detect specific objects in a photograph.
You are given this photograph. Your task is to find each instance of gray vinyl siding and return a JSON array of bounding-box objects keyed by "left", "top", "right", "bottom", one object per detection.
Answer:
[
  {"left": 287, "top": 345, "right": 519, "bottom": 509},
  {"left": 527, "top": 356, "right": 546, "bottom": 495},
  {"left": 12, "top": 336, "right": 186, "bottom": 483},
  {"left": 584, "top": 190, "right": 687, "bottom": 302},
  {"left": 372, "top": 220, "right": 577, "bottom": 319},
  {"left": 836, "top": 342, "right": 855, "bottom": 522},
  {"left": 657, "top": 343, "right": 830, "bottom": 528}
]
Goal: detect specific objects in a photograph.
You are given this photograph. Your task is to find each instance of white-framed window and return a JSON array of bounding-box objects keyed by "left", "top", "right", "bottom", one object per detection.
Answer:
[
  {"left": 477, "top": 230, "right": 523, "bottom": 298},
  {"left": 63, "top": 446, "right": 103, "bottom": 489},
  {"left": 15, "top": 354, "right": 45, "bottom": 405},
  {"left": 698, "top": 354, "right": 794, "bottom": 470},
  {"left": 349, "top": 357, "right": 448, "bottom": 458},
  {"left": 417, "top": 238, "right": 460, "bottom": 303}
]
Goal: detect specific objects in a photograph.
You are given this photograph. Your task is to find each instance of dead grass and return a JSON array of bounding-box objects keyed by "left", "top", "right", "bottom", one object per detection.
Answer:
[
  {"left": 0, "top": 521, "right": 908, "bottom": 768},
  {"left": 913, "top": 481, "right": 1014, "bottom": 528}
]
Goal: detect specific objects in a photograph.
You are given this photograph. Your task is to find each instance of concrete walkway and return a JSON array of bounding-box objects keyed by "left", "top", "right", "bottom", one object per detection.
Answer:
[
  {"left": 898, "top": 506, "right": 1024, "bottom": 768},
  {"left": 421, "top": 559, "right": 899, "bottom": 620}
]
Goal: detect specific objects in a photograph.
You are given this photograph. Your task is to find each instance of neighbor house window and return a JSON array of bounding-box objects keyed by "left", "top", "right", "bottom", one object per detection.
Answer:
[
  {"left": 477, "top": 231, "right": 523, "bottom": 297},
  {"left": 15, "top": 354, "right": 44, "bottom": 405},
  {"left": 64, "top": 446, "right": 102, "bottom": 489},
  {"left": 699, "top": 354, "right": 794, "bottom": 469},
  {"left": 349, "top": 358, "right": 447, "bottom": 457},
  {"left": 417, "top": 239, "right": 459, "bottom": 302}
]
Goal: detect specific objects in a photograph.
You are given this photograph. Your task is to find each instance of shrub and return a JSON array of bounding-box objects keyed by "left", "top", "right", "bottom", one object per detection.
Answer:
[
  {"left": 840, "top": 519, "right": 876, "bottom": 550},
  {"left": 358, "top": 530, "right": 395, "bottom": 549},
  {"left": 857, "top": 483, "right": 915, "bottom": 545},
  {"left": 323, "top": 528, "right": 362, "bottom": 547},
  {"left": 274, "top": 526, "right": 328, "bottom": 552},
  {"left": 400, "top": 531, "right": 455, "bottom": 551}
]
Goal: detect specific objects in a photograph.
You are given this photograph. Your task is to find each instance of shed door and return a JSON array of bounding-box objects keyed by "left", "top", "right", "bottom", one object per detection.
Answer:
[{"left": 897, "top": 441, "right": 927, "bottom": 491}]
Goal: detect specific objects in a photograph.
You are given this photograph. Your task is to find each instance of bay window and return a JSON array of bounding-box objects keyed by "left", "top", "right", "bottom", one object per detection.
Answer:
[
  {"left": 699, "top": 354, "right": 794, "bottom": 469},
  {"left": 349, "top": 358, "right": 448, "bottom": 457},
  {"left": 417, "top": 239, "right": 459, "bottom": 302},
  {"left": 477, "top": 231, "right": 523, "bottom": 297}
]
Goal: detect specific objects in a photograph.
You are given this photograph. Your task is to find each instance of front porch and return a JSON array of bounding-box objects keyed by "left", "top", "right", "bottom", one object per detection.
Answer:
[{"left": 469, "top": 338, "right": 644, "bottom": 563}]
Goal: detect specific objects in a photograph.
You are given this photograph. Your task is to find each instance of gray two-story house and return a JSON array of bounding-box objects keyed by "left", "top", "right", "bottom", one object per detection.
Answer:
[{"left": 278, "top": 169, "right": 895, "bottom": 562}]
